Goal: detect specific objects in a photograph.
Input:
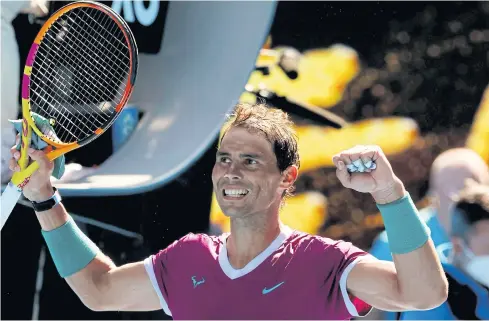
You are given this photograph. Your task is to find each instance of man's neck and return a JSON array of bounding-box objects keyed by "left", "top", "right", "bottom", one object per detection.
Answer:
[{"left": 226, "top": 210, "right": 283, "bottom": 270}]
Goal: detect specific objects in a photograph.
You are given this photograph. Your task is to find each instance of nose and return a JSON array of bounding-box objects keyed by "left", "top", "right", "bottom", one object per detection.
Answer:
[
  {"left": 224, "top": 173, "right": 241, "bottom": 180},
  {"left": 224, "top": 163, "right": 242, "bottom": 180}
]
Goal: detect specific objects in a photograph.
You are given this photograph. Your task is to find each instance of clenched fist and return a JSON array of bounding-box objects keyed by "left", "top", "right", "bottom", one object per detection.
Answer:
[{"left": 332, "top": 145, "right": 406, "bottom": 204}]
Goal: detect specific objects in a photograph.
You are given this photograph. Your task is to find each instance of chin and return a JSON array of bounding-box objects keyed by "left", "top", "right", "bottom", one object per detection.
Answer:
[
  {"left": 221, "top": 207, "right": 245, "bottom": 218},
  {"left": 217, "top": 197, "right": 248, "bottom": 217}
]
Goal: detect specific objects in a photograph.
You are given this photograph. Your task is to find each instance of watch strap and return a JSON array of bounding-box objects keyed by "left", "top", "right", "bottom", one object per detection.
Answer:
[{"left": 31, "top": 187, "right": 62, "bottom": 212}]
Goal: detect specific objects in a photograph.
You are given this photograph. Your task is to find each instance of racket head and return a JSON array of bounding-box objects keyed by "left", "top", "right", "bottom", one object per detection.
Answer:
[{"left": 20, "top": 0, "right": 138, "bottom": 152}]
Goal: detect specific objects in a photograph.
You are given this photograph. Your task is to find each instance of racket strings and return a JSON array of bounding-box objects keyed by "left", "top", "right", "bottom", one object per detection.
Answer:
[
  {"left": 30, "top": 6, "right": 131, "bottom": 144},
  {"left": 31, "top": 42, "right": 125, "bottom": 141},
  {"left": 33, "top": 20, "right": 123, "bottom": 126},
  {"left": 53, "top": 9, "right": 127, "bottom": 119},
  {"left": 49, "top": 11, "right": 129, "bottom": 91}
]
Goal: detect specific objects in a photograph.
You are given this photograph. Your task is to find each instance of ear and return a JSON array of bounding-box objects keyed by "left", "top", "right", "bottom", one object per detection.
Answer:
[{"left": 280, "top": 165, "right": 298, "bottom": 190}]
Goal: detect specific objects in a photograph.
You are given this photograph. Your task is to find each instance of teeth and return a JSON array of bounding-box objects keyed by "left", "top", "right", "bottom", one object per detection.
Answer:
[{"left": 224, "top": 189, "right": 248, "bottom": 197}]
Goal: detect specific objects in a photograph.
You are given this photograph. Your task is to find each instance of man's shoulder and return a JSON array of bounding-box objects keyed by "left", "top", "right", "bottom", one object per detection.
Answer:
[
  {"left": 286, "top": 229, "right": 331, "bottom": 247},
  {"left": 172, "top": 232, "right": 222, "bottom": 249},
  {"left": 286, "top": 230, "right": 360, "bottom": 257},
  {"left": 154, "top": 232, "right": 223, "bottom": 259}
]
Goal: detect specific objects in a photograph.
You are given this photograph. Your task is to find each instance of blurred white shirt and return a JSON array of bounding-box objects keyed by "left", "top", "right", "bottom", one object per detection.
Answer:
[{"left": 1, "top": 1, "right": 30, "bottom": 183}]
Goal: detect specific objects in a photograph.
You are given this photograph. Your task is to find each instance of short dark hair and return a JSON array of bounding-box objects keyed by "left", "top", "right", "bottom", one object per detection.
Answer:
[
  {"left": 451, "top": 182, "right": 489, "bottom": 240},
  {"left": 454, "top": 183, "right": 489, "bottom": 225},
  {"left": 220, "top": 102, "right": 300, "bottom": 197}
]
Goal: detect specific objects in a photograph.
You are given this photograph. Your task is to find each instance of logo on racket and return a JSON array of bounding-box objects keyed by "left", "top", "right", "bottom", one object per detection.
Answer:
[{"left": 17, "top": 177, "right": 31, "bottom": 190}]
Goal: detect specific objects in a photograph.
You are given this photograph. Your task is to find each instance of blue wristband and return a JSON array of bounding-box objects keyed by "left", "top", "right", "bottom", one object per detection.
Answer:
[
  {"left": 41, "top": 217, "right": 99, "bottom": 278},
  {"left": 377, "top": 193, "right": 431, "bottom": 255}
]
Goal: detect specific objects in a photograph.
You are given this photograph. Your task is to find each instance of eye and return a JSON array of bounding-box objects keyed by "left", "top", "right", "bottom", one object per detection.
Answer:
[
  {"left": 219, "top": 156, "right": 231, "bottom": 163},
  {"left": 246, "top": 159, "right": 258, "bottom": 165}
]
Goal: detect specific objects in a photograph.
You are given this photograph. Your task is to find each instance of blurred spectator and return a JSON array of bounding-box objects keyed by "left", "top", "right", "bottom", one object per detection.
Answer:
[
  {"left": 402, "top": 180, "right": 489, "bottom": 320},
  {"left": 369, "top": 148, "right": 489, "bottom": 319},
  {"left": 1, "top": 0, "right": 48, "bottom": 184},
  {"left": 450, "top": 180, "right": 489, "bottom": 288}
]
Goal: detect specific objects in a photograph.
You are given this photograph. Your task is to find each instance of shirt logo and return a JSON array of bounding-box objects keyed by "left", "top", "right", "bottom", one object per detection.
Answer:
[
  {"left": 192, "top": 276, "right": 205, "bottom": 288},
  {"left": 262, "top": 281, "right": 285, "bottom": 294}
]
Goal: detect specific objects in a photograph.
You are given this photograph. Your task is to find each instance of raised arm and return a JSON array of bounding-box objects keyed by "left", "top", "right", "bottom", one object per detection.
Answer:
[
  {"left": 345, "top": 190, "right": 447, "bottom": 311},
  {"left": 9, "top": 148, "right": 161, "bottom": 312},
  {"left": 333, "top": 146, "right": 448, "bottom": 312}
]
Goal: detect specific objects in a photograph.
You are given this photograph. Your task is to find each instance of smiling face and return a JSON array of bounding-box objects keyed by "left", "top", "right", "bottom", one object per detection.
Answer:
[{"left": 212, "top": 126, "right": 297, "bottom": 218}]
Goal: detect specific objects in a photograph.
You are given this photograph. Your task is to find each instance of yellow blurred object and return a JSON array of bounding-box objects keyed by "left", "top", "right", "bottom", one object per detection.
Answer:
[
  {"left": 239, "top": 91, "right": 258, "bottom": 105},
  {"left": 247, "top": 44, "right": 361, "bottom": 109},
  {"left": 209, "top": 192, "right": 328, "bottom": 234},
  {"left": 296, "top": 117, "right": 419, "bottom": 172},
  {"left": 255, "top": 48, "right": 280, "bottom": 67},
  {"left": 466, "top": 85, "right": 489, "bottom": 164},
  {"left": 247, "top": 68, "right": 293, "bottom": 98},
  {"left": 280, "top": 192, "right": 328, "bottom": 234},
  {"left": 291, "top": 44, "right": 361, "bottom": 108}
]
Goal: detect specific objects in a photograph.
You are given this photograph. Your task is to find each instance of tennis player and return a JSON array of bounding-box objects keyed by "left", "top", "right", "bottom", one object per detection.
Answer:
[{"left": 9, "top": 103, "right": 448, "bottom": 319}]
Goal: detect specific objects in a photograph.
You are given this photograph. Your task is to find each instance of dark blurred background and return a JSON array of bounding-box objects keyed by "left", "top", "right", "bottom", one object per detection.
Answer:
[{"left": 2, "top": 1, "right": 489, "bottom": 319}]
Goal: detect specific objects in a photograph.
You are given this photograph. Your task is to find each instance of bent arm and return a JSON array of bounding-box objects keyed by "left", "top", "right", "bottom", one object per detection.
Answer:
[
  {"left": 347, "top": 242, "right": 447, "bottom": 312},
  {"left": 35, "top": 194, "right": 161, "bottom": 312},
  {"left": 347, "top": 184, "right": 448, "bottom": 311}
]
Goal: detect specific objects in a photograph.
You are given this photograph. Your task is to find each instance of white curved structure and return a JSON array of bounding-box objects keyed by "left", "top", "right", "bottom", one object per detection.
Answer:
[{"left": 52, "top": 1, "right": 277, "bottom": 197}]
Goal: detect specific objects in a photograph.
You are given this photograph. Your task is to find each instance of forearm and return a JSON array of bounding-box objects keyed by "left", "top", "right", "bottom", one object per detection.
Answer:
[
  {"left": 392, "top": 240, "right": 446, "bottom": 309},
  {"left": 373, "top": 180, "right": 447, "bottom": 308},
  {"left": 34, "top": 187, "right": 117, "bottom": 309},
  {"left": 65, "top": 252, "right": 117, "bottom": 310},
  {"left": 35, "top": 199, "right": 70, "bottom": 231}
]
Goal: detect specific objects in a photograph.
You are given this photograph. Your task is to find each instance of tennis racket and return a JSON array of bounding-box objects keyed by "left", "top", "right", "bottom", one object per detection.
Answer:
[{"left": 0, "top": 1, "right": 138, "bottom": 230}]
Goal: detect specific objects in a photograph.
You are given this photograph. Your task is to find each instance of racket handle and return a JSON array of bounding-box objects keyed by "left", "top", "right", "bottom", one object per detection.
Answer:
[{"left": 10, "top": 161, "right": 40, "bottom": 190}]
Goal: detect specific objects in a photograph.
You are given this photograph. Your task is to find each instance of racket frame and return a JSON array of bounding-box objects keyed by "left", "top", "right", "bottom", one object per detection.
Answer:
[{"left": 10, "top": 1, "right": 138, "bottom": 190}]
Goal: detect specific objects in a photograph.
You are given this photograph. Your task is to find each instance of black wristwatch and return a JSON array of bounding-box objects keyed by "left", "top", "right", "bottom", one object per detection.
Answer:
[{"left": 31, "top": 187, "right": 62, "bottom": 212}]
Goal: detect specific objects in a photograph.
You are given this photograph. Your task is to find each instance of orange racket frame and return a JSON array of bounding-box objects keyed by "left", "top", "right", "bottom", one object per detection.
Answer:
[{"left": 12, "top": 1, "right": 138, "bottom": 190}]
